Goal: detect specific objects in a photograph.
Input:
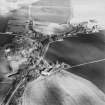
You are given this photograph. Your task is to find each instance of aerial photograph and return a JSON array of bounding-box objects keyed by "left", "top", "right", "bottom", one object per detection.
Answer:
[{"left": 0, "top": 0, "right": 105, "bottom": 105}]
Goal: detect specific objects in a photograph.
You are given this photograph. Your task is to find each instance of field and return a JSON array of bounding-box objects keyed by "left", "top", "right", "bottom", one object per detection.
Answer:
[{"left": 7, "top": 0, "right": 72, "bottom": 33}]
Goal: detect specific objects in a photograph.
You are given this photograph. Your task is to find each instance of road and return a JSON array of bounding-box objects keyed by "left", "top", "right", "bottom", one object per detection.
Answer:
[
  {"left": 46, "top": 31, "right": 105, "bottom": 93},
  {"left": 0, "top": 31, "right": 105, "bottom": 105}
]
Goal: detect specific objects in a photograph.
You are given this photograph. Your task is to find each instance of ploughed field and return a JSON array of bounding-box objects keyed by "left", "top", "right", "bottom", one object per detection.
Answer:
[
  {"left": 0, "top": 0, "right": 105, "bottom": 104},
  {"left": 0, "top": 31, "right": 105, "bottom": 105}
]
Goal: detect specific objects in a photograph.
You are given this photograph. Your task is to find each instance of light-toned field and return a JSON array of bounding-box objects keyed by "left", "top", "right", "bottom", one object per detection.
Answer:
[
  {"left": 20, "top": 70, "right": 105, "bottom": 105},
  {"left": 6, "top": 0, "right": 72, "bottom": 32}
]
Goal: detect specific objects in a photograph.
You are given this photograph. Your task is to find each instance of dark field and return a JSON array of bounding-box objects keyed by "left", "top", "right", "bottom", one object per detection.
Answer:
[
  {"left": 0, "top": 31, "right": 105, "bottom": 105},
  {"left": 0, "top": 30, "right": 105, "bottom": 91},
  {"left": 0, "top": 0, "right": 105, "bottom": 104}
]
